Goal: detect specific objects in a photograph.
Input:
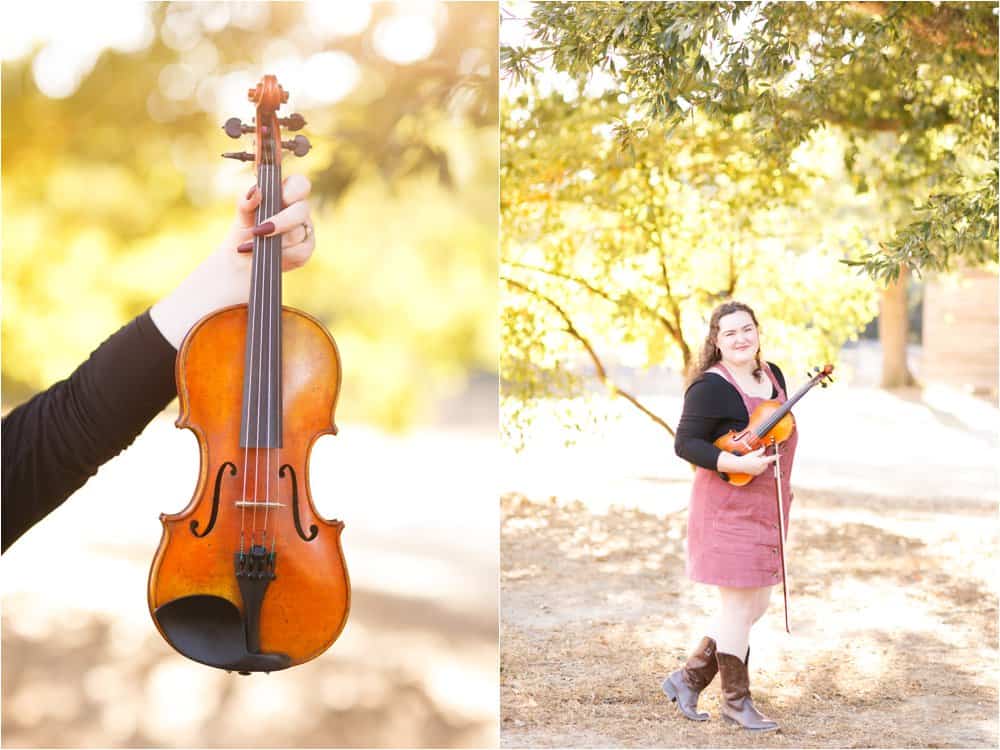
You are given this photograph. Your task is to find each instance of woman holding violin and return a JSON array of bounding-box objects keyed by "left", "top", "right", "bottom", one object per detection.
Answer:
[{"left": 662, "top": 300, "right": 794, "bottom": 733}]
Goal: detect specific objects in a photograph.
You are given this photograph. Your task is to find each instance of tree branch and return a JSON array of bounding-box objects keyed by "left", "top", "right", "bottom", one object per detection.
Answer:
[
  {"left": 502, "top": 276, "right": 676, "bottom": 437},
  {"left": 507, "top": 260, "right": 617, "bottom": 304},
  {"left": 658, "top": 258, "right": 691, "bottom": 370},
  {"left": 507, "top": 260, "right": 685, "bottom": 347}
]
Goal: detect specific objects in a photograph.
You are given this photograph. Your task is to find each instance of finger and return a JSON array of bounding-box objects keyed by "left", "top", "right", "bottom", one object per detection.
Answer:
[
  {"left": 251, "top": 199, "right": 310, "bottom": 238},
  {"left": 281, "top": 174, "right": 311, "bottom": 208},
  {"left": 237, "top": 184, "right": 263, "bottom": 227},
  {"left": 280, "top": 222, "right": 312, "bottom": 248},
  {"left": 279, "top": 237, "right": 315, "bottom": 271},
  {"left": 237, "top": 224, "right": 316, "bottom": 256}
]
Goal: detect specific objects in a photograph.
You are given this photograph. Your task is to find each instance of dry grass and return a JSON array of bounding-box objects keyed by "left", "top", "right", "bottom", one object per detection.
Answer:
[{"left": 501, "top": 490, "right": 998, "bottom": 748}]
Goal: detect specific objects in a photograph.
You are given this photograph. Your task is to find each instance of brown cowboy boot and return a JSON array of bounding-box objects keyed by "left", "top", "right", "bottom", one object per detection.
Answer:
[
  {"left": 661, "top": 636, "right": 718, "bottom": 721},
  {"left": 716, "top": 651, "right": 778, "bottom": 732}
]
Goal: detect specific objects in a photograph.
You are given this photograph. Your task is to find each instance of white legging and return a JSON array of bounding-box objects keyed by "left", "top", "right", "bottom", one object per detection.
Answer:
[{"left": 707, "top": 585, "right": 773, "bottom": 658}]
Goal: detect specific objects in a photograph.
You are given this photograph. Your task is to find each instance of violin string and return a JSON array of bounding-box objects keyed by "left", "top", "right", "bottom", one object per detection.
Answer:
[
  {"left": 263, "top": 160, "right": 275, "bottom": 543},
  {"left": 251, "top": 160, "right": 273, "bottom": 546},
  {"left": 266, "top": 159, "right": 283, "bottom": 556},
  {"left": 239, "top": 168, "right": 264, "bottom": 556},
  {"left": 268, "top": 158, "right": 284, "bottom": 557}
]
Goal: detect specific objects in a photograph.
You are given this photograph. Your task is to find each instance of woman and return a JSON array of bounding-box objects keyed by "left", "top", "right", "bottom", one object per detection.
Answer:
[
  {"left": 661, "top": 300, "right": 795, "bottom": 733},
  {"left": 2, "top": 176, "right": 317, "bottom": 553}
]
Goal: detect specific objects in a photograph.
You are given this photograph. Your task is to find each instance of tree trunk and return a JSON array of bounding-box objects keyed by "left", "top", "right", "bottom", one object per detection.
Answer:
[{"left": 879, "top": 266, "right": 916, "bottom": 388}]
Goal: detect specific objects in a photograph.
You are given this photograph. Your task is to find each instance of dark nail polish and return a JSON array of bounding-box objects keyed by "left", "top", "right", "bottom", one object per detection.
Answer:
[
  {"left": 245, "top": 185, "right": 258, "bottom": 199},
  {"left": 237, "top": 241, "right": 253, "bottom": 253},
  {"left": 252, "top": 221, "right": 275, "bottom": 237}
]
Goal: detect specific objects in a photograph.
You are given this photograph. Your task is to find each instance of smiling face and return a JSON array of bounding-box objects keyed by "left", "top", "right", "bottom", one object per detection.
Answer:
[{"left": 715, "top": 310, "right": 760, "bottom": 368}]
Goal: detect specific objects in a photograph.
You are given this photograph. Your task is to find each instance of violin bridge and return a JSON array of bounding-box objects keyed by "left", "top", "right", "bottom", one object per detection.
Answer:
[{"left": 235, "top": 500, "right": 286, "bottom": 508}]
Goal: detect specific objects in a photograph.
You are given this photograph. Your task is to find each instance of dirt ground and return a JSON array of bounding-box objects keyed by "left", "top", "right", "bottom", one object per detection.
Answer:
[{"left": 500, "top": 485, "right": 998, "bottom": 749}]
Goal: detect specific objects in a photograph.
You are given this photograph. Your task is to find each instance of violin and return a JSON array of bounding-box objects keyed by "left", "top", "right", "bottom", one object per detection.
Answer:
[
  {"left": 715, "top": 364, "right": 834, "bottom": 486},
  {"left": 148, "top": 75, "right": 349, "bottom": 674}
]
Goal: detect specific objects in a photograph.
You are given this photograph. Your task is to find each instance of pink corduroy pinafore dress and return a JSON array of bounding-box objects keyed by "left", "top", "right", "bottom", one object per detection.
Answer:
[{"left": 685, "top": 362, "right": 798, "bottom": 589}]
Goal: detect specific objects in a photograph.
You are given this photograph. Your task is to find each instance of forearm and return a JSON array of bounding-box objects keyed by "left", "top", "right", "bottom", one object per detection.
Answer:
[
  {"left": 149, "top": 237, "right": 252, "bottom": 349},
  {"left": 2, "top": 311, "right": 177, "bottom": 552},
  {"left": 674, "top": 435, "right": 722, "bottom": 470}
]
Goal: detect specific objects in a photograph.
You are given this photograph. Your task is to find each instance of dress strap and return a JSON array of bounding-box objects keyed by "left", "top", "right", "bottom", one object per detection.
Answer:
[
  {"left": 708, "top": 363, "right": 739, "bottom": 390},
  {"left": 760, "top": 362, "right": 787, "bottom": 400}
]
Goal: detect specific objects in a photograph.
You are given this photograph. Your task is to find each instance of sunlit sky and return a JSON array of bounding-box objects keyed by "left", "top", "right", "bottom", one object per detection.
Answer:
[{"left": 0, "top": 1, "right": 443, "bottom": 111}]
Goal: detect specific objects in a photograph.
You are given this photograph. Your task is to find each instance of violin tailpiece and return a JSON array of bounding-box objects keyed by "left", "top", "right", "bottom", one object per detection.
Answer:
[{"left": 235, "top": 545, "right": 277, "bottom": 655}]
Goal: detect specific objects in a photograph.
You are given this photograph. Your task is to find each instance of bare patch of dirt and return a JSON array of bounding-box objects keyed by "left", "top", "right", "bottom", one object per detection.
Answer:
[{"left": 501, "top": 490, "right": 998, "bottom": 748}]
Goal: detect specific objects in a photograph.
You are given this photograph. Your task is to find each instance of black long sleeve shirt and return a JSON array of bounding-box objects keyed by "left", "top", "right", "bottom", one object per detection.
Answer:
[
  {"left": 674, "top": 363, "right": 786, "bottom": 471},
  {"left": 2, "top": 311, "right": 177, "bottom": 552}
]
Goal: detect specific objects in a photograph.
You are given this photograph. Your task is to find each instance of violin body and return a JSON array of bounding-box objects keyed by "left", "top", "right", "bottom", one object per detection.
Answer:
[
  {"left": 148, "top": 305, "right": 349, "bottom": 672},
  {"left": 714, "top": 400, "right": 796, "bottom": 486}
]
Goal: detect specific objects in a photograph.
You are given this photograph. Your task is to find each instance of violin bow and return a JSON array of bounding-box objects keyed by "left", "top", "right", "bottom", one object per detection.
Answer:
[{"left": 770, "top": 436, "right": 791, "bottom": 634}]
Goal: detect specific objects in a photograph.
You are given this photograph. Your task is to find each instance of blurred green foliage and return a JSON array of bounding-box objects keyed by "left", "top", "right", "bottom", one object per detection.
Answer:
[
  {"left": 2, "top": 2, "right": 498, "bottom": 429},
  {"left": 504, "top": 1, "right": 997, "bottom": 282}
]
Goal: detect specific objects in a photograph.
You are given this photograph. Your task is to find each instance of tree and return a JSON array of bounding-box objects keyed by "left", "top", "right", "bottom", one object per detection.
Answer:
[
  {"left": 501, "top": 93, "right": 880, "bottom": 445},
  {"left": 504, "top": 1, "right": 998, "bottom": 389}
]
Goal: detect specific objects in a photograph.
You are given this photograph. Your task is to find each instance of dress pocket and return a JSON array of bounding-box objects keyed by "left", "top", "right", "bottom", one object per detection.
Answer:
[{"left": 711, "top": 494, "right": 767, "bottom": 555}]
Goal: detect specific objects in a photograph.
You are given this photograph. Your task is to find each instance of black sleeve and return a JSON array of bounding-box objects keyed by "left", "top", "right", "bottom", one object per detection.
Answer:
[
  {"left": 2, "top": 310, "right": 177, "bottom": 552},
  {"left": 674, "top": 374, "right": 748, "bottom": 471}
]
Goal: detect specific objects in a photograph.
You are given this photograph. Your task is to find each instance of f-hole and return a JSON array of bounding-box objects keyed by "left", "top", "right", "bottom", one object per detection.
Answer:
[
  {"left": 191, "top": 462, "right": 236, "bottom": 537},
  {"left": 279, "top": 464, "right": 318, "bottom": 542}
]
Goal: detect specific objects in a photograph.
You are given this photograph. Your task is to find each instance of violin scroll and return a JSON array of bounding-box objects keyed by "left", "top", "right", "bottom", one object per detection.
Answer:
[
  {"left": 810, "top": 364, "right": 835, "bottom": 389},
  {"left": 220, "top": 75, "right": 310, "bottom": 170}
]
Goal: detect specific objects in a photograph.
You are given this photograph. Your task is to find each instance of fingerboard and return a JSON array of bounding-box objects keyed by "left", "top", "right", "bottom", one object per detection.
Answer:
[{"left": 239, "top": 160, "right": 283, "bottom": 448}]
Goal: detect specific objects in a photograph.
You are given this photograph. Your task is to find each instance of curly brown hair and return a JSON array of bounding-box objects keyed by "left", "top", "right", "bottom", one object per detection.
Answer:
[{"left": 689, "top": 301, "right": 763, "bottom": 384}]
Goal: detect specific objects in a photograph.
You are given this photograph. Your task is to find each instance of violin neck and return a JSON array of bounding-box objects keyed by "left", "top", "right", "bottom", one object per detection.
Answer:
[
  {"left": 752, "top": 378, "right": 816, "bottom": 439},
  {"left": 239, "top": 159, "right": 284, "bottom": 449}
]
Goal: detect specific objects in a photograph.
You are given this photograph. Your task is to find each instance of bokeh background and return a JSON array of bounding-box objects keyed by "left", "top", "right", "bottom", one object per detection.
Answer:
[{"left": 2, "top": 2, "right": 498, "bottom": 747}]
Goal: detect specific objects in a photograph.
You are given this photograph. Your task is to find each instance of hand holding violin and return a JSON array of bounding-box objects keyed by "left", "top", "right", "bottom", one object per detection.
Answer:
[
  {"left": 150, "top": 174, "right": 317, "bottom": 349},
  {"left": 718, "top": 446, "right": 778, "bottom": 477}
]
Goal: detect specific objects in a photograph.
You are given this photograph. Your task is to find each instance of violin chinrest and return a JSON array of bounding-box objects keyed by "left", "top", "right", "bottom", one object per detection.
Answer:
[{"left": 153, "top": 595, "right": 291, "bottom": 674}]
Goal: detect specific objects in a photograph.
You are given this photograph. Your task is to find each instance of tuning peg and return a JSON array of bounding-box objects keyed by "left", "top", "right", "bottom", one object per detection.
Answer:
[
  {"left": 223, "top": 118, "right": 254, "bottom": 138},
  {"left": 222, "top": 151, "right": 255, "bottom": 162},
  {"left": 279, "top": 113, "right": 306, "bottom": 131},
  {"left": 282, "top": 135, "right": 311, "bottom": 157}
]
